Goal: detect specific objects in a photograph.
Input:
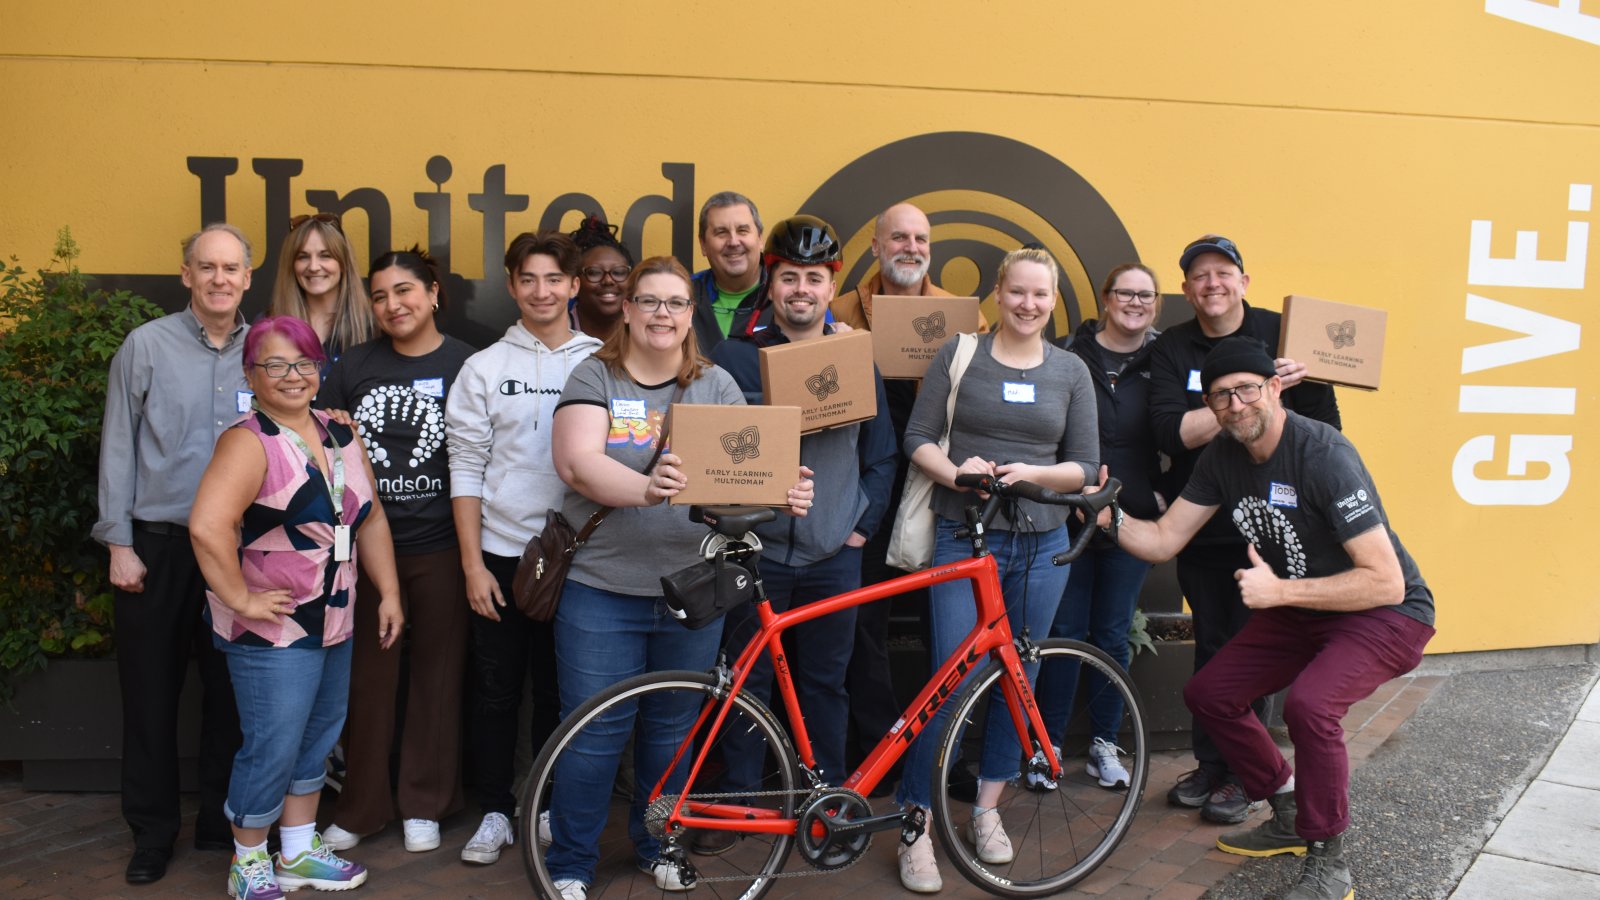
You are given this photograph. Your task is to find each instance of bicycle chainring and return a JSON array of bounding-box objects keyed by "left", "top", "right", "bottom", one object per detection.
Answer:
[{"left": 795, "top": 788, "right": 873, "bottom": 871}]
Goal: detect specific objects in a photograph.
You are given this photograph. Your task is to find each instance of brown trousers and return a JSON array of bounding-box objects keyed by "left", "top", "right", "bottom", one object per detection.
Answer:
[{"left": 333, "top": 546, "right": 469, "bottom": 831}]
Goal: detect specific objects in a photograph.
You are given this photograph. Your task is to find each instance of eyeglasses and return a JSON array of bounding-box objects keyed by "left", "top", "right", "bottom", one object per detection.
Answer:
[
  {"left": 631, "top": 295, "right": 692, "bottom": 314},
  {"left": 581, "top": 265, "right": 632, "bottom": 284},
  {"left": 1109, "top": 289, "right": 1158, "bottom": 305},
  {"left": 254, "top": 359, "right": 320, "bottom": 378},
  {"left": 1204, "top": 379, "right": 1268, "bottom": 411},
  {"left": 289, "top": 212, "right": 343, "bottom": 233}
]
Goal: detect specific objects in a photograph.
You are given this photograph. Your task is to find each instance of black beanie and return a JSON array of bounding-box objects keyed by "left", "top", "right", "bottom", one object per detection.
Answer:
[{"left": 1201, "top": 336, "right": 1277, "bottom": 393}]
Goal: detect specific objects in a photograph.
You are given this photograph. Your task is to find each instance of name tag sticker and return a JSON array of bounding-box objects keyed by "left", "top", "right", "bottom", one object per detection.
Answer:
[
  {"left": 1002, "top": 381, "right": 1036, "bottom": 403},
  {"left": 1269, "top": 482, "right": 1299, "bottom": 508},
  {"left": 412, "top": 377, "right": 444, "bottom": 398},
  {"left": 236, "top": 390, "right": 254, "bottom": 414},
  {"left": 1187, "top": 369, "right": 1203, "bottom": 393},
  {"left": 611, "top": 398, "right": 648, "bottom": 420}
]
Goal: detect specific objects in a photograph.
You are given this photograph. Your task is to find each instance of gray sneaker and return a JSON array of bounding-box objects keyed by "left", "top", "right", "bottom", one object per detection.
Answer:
[
  {"left": 1166, "top": 768, "right": 1220, "bottom": 808},
  {"left": 1201, "top": 779, "right": 1261, "bottom": 824},
  {"left": 1285, "top": 833, "right": 1353, "bottom": 900},
  {"left": 1216, "top": 791, "right": 1305, "bottom": 857}
]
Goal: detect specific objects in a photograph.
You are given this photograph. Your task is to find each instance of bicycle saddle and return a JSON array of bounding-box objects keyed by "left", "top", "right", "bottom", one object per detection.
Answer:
[{"left": 690, "top": 505, "right": 777, "bottom": 537}]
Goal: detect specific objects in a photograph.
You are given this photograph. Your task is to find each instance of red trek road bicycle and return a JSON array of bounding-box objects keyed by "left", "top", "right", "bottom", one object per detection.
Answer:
[{"left": 523, "top": 475, "right": 1147, "bottom": 898}]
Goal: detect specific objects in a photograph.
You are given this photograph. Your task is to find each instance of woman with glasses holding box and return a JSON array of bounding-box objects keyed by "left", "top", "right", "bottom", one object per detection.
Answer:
[
  {"left": 894, "top": 246, "right": 1100, "bottom": 893},
  {"left": 1034, "top": 263, "right": 1166, "bottom": 795},
  {"left": 568, "top": 214, "right": 635, "bottom": 339},
  {"left": 190, "top": 316, "right": 402, "bottom": 900},
  {"left": 541, "top": 256, "right": 814, "bottom": 898},
  {"left": 269, "top": 213, "right": 375, "bottom": 362}
]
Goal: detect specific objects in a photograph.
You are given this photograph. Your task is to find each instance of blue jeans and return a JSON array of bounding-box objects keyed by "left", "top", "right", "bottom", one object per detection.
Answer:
[
  {"left": 218, "top": 638, "right": 352, "bottom": 828},
  {"left": 545, "top": 579, "right": 723, "bottom": 884},
  {"left": 896, "top": 518, "right": 1072, "bottom": 811},
  {"left": 1036, "top": 543, "right": 1151, "bottom": 744},
  {"left": 721, "top": 546, "right": 861, "bottom": 791}
]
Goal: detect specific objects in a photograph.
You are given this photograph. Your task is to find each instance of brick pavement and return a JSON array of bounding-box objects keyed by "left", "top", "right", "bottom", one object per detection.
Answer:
[{"left": 0, "top": 673, "right": 1441, "bottom": 899}]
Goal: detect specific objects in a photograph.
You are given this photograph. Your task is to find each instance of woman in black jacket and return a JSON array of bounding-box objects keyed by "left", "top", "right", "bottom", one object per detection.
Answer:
[{"left": 1036, "top": 262, "right": 1166, "bottom": 792}]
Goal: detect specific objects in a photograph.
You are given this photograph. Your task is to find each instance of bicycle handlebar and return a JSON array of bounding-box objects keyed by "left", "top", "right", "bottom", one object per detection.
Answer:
[{"left": 953, "top": 474, "right": 1123, "bottom": 566}]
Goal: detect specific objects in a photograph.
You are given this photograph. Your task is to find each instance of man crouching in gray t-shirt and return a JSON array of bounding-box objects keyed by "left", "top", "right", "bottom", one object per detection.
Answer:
[{"left": 1091, "top": 335, "right": 1434, "bottom": 900}]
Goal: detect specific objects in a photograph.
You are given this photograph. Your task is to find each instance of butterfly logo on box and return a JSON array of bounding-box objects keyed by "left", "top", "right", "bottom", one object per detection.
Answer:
[
  {"left": 913, "top": 311, "right": 947, "bottom": 343},
  {"left": 805, "top": 365, "right": 841, "bottom": 401},
  {"left": 720, "top": 426, "right": 762, "bottom": 464},
  {"left": 1325, "top": 320, "right": 1357, "bottom": 349}
]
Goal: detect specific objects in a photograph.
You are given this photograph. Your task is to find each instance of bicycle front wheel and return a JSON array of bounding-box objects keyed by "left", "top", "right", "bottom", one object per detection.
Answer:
[
  {"left": 931, "top": 639, "right": 1148, "bottom": 897},
  {"left": 520, "top": 670, "right": 800, "bottom": 900}
]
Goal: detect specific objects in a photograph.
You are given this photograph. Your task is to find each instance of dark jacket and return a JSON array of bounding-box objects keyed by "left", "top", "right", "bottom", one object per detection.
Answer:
[
  {"left": 1060, "top": 319, "right": 1164, "bottom": 521},
  {"left": 1147, "top": 300, "right": 1341, "bottom": 550},
  {"left": 691, "top": 268, "right": 771, "bottom": 355},
  {"left": 709, "top": 323, "right": 897, "bottom": 567}
]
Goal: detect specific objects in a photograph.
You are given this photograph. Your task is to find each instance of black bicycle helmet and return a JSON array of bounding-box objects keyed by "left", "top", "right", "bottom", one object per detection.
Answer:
[{"left": 763, "top": 215, "right": 842, "bottom": 269}]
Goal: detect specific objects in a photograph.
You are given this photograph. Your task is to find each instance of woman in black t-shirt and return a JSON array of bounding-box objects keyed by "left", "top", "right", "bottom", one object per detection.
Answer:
[{"left": 316, "top": 248, "right": 477, "bottom": 856}]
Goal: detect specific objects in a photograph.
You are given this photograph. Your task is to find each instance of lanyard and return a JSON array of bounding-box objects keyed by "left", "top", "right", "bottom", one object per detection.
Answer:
[{"left": 259, "top": 408, "right": 346, "bottom": 524}]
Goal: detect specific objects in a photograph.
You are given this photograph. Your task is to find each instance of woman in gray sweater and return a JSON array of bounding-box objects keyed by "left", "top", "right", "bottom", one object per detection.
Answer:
[{"left": 893, "top": 247, "right": 1100, "bottom": 893}]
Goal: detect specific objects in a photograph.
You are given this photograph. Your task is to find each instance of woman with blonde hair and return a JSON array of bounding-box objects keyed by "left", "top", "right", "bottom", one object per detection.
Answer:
[
  {"left": 894, "top": 246, "right": 1100, "bottom": 892},
  {"left": 270, "top": 214, "right": 375, "bottom": 360}
]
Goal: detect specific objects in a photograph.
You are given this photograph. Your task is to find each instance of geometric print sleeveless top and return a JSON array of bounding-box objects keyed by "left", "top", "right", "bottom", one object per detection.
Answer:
[{"left": 207, "top": 409, "right": 374, "bottom": 648}]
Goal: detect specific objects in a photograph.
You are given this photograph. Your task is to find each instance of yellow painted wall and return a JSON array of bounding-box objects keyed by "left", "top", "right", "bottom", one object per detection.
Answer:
[{"left": 3, "top": 1, "right": 1597, "bottom": 652}]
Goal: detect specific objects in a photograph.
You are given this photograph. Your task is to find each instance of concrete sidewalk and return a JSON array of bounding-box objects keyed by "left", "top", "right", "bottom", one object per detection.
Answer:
[{"left": 1450, "top": 670, "right": 1600, "bottom": 898}]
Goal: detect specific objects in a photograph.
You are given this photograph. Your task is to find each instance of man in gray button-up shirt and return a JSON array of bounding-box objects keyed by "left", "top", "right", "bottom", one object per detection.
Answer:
[{"left": 93, "top": 223, "right": 252, "bottom": 884}]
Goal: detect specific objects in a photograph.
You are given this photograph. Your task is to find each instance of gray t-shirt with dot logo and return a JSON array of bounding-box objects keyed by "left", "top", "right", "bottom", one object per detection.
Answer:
[{"left": 1181, "top": 411, "right": 1434, "bottom": 626}]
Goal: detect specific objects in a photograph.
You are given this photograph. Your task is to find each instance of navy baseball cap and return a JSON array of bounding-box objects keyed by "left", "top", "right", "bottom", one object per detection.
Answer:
[{"left": 1179, "top": 235, "right": 1244, "bottom": 274}]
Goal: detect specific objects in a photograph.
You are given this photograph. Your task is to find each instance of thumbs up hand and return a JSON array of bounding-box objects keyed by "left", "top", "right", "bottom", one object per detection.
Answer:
[{"left": 1235, "top": 543, "right": 1282, "bottom": 609}]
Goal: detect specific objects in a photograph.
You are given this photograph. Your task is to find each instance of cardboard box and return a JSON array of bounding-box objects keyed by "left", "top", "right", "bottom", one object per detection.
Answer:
[
  {"left": 1279, "top": 294, "right": 1387, "bottom": 391},
  {"left": 667, "top": 403, "right": 802, "bottom": 507},
  {"left": 758, "top": 329, "right": 878, "bottom": 433},
  {"left": 869, "top": 295, "right": 981, "bottom": 379}
]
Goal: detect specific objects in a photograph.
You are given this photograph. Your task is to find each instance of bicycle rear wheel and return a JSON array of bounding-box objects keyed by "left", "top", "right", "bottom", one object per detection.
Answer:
[
  {"left": 520, "top": 670, "right": 800, "bottom": 900},
  {"left": 931, "top": 639, "right": 1148, "bottom": 897}
]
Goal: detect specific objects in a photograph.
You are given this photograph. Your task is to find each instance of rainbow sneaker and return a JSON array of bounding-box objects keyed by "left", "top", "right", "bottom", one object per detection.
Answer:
[
  {"left": 228, "top": 849, "right": 284, "bottom": 899},
  {"left": 275, "top": 834, "right": 368, "bottom": 891}
]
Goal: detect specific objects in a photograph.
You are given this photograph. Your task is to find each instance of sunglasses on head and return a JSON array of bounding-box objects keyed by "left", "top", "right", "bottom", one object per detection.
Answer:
[{"left": 289, "top": 212, "right": 344, "bottom": 234}]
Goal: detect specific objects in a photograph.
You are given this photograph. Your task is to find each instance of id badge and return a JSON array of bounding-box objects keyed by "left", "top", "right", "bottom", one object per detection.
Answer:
[{"left": 333, "top": 525, "right": 352, "bottom": 562}]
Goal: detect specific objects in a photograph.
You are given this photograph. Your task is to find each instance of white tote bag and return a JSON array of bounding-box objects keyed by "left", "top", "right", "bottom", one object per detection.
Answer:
[{"left": 885, "top": 333, "right": 978, "bottom": 571}]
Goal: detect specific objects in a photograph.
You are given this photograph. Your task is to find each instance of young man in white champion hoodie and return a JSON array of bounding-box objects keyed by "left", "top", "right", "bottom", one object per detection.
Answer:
[{"left": 445, "top": 230, "right": 605, "bottom": 866}]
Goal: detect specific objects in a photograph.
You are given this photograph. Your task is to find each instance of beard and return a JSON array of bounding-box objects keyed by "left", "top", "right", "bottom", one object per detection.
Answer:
[
  {"left": 1221, "top": 408, "right": 1268, "bottom": 444},
  {"left": 881, "top": 255, "right": 929, "bottom": 289}
]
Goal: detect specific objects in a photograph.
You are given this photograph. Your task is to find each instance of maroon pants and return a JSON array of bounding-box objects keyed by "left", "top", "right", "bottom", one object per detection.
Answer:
[
  {"left": 1184, "top": 606, "right": 1434, "bottom": 839},
  {"left": 333, "top": 547, "right": 470, "bottom": 831}
]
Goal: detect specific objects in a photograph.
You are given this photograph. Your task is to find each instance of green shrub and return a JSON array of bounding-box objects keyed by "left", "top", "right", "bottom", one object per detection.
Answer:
[{"left": 0, "top": 228, "right": 163, "bottom": 702}]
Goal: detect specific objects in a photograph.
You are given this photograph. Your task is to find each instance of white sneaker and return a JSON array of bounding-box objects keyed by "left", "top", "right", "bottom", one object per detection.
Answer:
[
  {"left": 639, "top": 858, "right": 692, "bottom": 892},
  {"left": 320, "top": 823, "right": 362, "bottom": 851},
  {"left": 1086, "top": 737, "right": 1131, "bottom": 790},
  {"left": 553, "top": 878, "right": 588, "bottom": 900},
  {"left": 965, "top": 808, "right": 1014, "bottom": 864},
  {"left": 538, "top": 809, "right": 552, "bottom": 846},
  {"left": 897, "top": 813, "right": 943, "bottom": 893},
  {"left": 460, "top": 812, "right": 513, "bottom": 865},
  {"left": 403, "top": 818, "right": 440, "bottom": 852}
]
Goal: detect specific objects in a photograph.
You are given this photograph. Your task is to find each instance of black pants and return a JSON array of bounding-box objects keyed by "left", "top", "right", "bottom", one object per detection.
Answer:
[
  {"left": 114, "top": 524, "right": 241, "bottom": 850},
  {"left": 1177, "top": 544, "right": 1265, "bottom": 778},
  {"left": 465, "top": 552, "right": 560, "bottom": 817},
  {"left": 848, "top": 456, "right": 919, "bottom": 768}
]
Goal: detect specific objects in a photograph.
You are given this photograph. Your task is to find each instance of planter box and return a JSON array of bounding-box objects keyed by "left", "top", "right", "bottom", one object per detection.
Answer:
[
  {"left": 0, "top": 657, "right": 203, "bottom": 791},
  {"left": 1128, "top": 639, "right": 1196, "bottom": 751}
]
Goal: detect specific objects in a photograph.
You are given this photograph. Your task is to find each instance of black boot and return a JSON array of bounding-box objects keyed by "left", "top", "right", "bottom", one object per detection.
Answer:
[
  {"left": 1217, "top": 790, "right": 1304, "bottom": 857},
  {"left": 1285, "top": 832, "right": 1353, "bottom": 900}
]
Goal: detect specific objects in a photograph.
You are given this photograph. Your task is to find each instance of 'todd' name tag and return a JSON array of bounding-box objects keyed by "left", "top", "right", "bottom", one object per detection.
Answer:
[{"left": 1003, "top": 381, "right": 1036, "bottom": 403}]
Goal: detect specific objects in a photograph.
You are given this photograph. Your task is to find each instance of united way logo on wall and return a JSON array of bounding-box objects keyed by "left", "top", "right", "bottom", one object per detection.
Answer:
[{"left": 799, "top": 132, "right": 1140, "bottom": 341}]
